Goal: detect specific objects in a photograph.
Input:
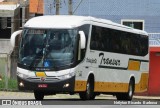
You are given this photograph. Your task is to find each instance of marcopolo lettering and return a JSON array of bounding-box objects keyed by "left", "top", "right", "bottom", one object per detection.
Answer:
[
  {"left": 86, "top": 58, "right": 97, "bottom": 64},
  {"left": 99, "top": 53, "right": 120, "bottom": 66}
]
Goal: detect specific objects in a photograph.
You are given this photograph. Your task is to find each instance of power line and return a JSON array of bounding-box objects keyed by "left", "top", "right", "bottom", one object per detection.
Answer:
[{"left": 73, "top": 0, "right": 84, "bottom": 14}]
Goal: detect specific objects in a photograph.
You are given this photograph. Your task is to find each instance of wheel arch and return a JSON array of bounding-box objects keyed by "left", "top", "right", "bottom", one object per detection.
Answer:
[
  {"left": 129, "top": 74, "right": 135, "bottom": 92},
  {"left": 129, "top": 74, "right": 135, "bottom": 83},
  {"left": 86, "top": 71, "right": 95, "bottom": 82}
]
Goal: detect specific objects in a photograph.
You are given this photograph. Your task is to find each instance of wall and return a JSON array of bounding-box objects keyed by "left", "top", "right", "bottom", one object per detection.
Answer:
[
  {"left": 44, "top": 0, "right": 160, "bottom": 33},
  {"left": 0, "top": 39, "right": 12, "bottom": 53},
  {"left": 148, "top": 51, "right": 160, "bottom": 95},
  {"left": 29, "top": 0, "right": 44, "bottom": 14}
]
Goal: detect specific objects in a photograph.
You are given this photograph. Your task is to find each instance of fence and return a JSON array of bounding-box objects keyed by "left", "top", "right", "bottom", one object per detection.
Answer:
[{"left": 0, "top": 53, "right": 18, "bottom": 91}]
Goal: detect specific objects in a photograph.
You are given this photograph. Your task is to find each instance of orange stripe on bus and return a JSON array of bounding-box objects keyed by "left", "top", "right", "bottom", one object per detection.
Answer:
[
  {"left": 74, "top": 80, "right": 87, "bottom": 92},
  {"left": 94, "top": 82, "right": 128, "bottom": 92},
  {"left": 74, "top": 73, "right": 148, "bottom": 93},
  {"left": 128, "top": 60, "right": 140, "bottom": 71},
  {"left": 135, "top": 73, "right": 148, "bottom": 93}
]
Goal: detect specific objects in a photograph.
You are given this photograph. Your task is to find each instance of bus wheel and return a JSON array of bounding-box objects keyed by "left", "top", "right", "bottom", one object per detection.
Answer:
[
  {"left": 34, "top": 90, "right": 44, "bottom": 100},
  {"left": 79, "top": 78, "right": 95, "bottom": 100},
  {"left": 116, "top": 79, "right": 135, "bottom": 100},
  {"left": 126, "top": 79, "right": 135, "bottom": 100}
]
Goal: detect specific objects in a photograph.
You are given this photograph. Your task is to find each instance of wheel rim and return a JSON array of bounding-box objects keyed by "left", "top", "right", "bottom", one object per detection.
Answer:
[
  {"left": 86, "top": 82, "right": 90, "bottom": 96},
  {"left": 128, "top": 82, "right": 133, "bottom": 97}
]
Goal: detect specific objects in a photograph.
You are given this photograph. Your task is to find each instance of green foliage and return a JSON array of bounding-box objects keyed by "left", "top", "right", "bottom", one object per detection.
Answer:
[
  {"left": 0, "top": 76, "right": 18, "bottom": 90},
  {"left": 0, "top": 57, "right": 18, "bottom": 91}
]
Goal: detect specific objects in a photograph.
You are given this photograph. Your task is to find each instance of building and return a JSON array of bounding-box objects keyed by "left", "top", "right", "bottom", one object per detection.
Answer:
[
  {"left": 29, "top": 0, "right": 44, "bottom": 17},
  {"left": 0, "top": 0, "right": 29, "bottom": 53},
  {"left": 0, "top": 0, "right": 29, "bottom": 79},
  {"left": 43, "top": 0, "right": 160, "bottom": 33}
]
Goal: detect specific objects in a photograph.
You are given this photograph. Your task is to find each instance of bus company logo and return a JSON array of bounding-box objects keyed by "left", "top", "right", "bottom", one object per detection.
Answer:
[
  {"left": 41, "top": 77, "right": 45, "bottom": 81},
  {"left": 99, "top": 53, "right": 121, "bottom": 66}
]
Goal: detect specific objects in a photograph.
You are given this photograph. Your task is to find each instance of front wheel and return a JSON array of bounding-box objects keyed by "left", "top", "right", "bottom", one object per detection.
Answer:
[
  {"left": 34, "top": 90, "right": 44, "bottom": 100},
  {"left": 79, "top": 78, "right": 95, "bottom": 100}
]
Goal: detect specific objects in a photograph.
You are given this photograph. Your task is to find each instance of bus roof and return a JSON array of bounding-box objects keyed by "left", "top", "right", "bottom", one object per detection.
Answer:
[{"left": 24, "top": 15, "right": 148, "bottom": 35}]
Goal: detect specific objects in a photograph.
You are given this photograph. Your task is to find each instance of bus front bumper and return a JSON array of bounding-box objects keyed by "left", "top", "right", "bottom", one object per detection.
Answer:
[{"left": 17, "top": 76, "right": 75, "bottom": 92}]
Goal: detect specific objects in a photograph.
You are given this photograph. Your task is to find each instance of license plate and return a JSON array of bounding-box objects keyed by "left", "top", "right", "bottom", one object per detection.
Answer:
[{"left": 38, "top": 84, "right": 48, "bottom": 88}]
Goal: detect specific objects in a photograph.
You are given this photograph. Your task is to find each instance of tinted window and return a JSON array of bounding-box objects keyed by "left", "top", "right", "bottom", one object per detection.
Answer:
[{"left": 90, "top": 25, "right": 148, "bottom": 56}]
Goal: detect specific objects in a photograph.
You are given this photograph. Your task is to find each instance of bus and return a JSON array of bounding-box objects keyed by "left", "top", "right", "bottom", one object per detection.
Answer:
[{"left": 10, "top": 15, "right": 149, "bottom": 100}]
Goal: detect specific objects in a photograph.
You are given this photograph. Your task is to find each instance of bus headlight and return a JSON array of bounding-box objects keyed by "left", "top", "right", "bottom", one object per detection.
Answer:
[
  {"left": 17, "top": 72, "right": 28, "bottom": 78},
  {"left": 19, "top": 82, "right": 24, "bottom": 87},
  {"left": 62, "top": 74, "right": 70, "bottom": 79},
  {"left": 59, "top": 74, "right": 70, "bottom": 79},
  {"left": 59, "top": 72, "right": 75, "bottom": 79}
]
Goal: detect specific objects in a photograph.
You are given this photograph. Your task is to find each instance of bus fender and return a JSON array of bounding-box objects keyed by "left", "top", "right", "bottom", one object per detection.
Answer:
[
  {"left": 129, "top": 74, "right": 135, "bottom": 82},
  {"left": 86, "top": 71, "right": 95, "bottom": 81}
]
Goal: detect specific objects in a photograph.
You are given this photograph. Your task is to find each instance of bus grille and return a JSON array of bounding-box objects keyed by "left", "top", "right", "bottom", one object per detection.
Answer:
[{"left": 27, "top": 77, "right": 60, "bottom": 82}]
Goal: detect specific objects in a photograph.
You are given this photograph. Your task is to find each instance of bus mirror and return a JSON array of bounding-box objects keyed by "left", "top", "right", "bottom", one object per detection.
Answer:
[
  {"left": 10, "top": 30, "right": 22, "bottom": 48},
  {"left": 79, "top": 31, "right": 86, "bottom": 49}
]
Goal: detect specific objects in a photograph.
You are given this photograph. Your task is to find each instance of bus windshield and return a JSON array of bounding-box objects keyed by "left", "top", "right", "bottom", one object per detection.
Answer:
[{"left": 18, "top": 29, "right": 78, "bottom": 70}]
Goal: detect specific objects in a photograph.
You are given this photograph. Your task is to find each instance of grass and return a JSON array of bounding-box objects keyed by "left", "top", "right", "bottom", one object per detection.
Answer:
[
  {"left": 8, "top": 78, "right": 18, "bottom": 90},
  {"left": 0, "top": 57, "right": 18, "bottom": 90},
  {"left": 0, "top": 75, "right": 18, "bottom": 90}
]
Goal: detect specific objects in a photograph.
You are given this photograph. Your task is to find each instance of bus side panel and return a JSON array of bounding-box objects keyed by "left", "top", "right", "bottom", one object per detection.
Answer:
[
  {"left": 85, "top": 50, "right": 149, "bottom": 93},
  {"left": 135, "top": 73, "right": 149, "bottom": 93},
  {"left": 94, "top": 72, "right": 149, "bottom": 93},
  {"left": 94, "top": 82, "right": 128, "bottom": 92},
  {"left": 74, "top": 80, "right": 87, "bottom": 92},
  {"left": 73, "top": 64, "right": 91, "bottom": 92},
  {"left": 135, "top": 60, "right": 149, "bottom": 93}
]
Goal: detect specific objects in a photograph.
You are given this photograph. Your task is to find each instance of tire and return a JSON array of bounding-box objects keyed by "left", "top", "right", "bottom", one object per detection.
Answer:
[
  {"left": 34, "top": 90, "right": 44, "bottom": 100},
  {"left": 116, "top": 93, "right": 125, "bottom": 100},
  {"left": 126, "top": 79, "right": 135, "bottom": 100},
  {"left": 79, "top": 78, "right": 96, "bottom": 100},
  {"left": 116, "top": 79, "right": 135, "bottom": 100}
]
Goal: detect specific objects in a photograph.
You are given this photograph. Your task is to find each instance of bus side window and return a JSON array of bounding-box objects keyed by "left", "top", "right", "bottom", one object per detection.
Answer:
[
  {"left": 90, "top": 33, "right": 98, "bottom": 50},
  {"left": 90, "top": 26, "right": 97, "bottom": 50},
  {"left": 90, "top": 26, "right": 105, "bottom": 51}
]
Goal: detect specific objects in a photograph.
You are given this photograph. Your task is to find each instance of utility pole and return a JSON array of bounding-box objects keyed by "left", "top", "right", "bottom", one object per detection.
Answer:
[
  {"left": 68, "top": 0, "right": 72, "bottom": 15},
  {"left": 56, "top": 0, "right": 60, "bottom": 15}
]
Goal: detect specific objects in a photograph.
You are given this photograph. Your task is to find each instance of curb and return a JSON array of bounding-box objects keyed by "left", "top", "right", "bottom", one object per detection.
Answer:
[
  {"left": 134, "top": 96, "right": 160, "bottom": 100},
  {"left": 0, "top": 89, "right": 32, "bottom": 93}
]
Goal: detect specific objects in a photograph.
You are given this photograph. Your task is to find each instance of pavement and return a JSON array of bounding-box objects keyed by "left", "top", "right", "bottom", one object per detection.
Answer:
[
  {"left": 0, "top": 91, "right": 160, "bottom": 100},
  {"left": 134, "top": 95, "right": 160, "bottom": 100},
  {"left": 0, "top": 91, "right": 116, "bottom": 99}
]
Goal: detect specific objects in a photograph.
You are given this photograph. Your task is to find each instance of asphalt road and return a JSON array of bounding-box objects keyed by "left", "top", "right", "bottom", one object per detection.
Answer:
[
  {"left": 0, "top": 91, "right": 160, "bottom": 106},
  {"left": 1, "top": 98, "right": 160, "bottom": 108}
]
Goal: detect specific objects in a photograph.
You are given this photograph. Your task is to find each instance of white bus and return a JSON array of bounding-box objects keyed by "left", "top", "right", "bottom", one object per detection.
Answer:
[{"left": 10, "top": 15, "right": 149, "bottom": 100}]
